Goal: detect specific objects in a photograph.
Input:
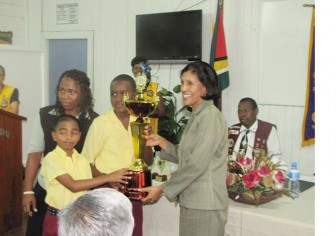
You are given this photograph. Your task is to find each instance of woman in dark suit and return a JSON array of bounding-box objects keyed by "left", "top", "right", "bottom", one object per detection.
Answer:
[
  {"left": 22, "top": 69, "right": 99, "bottom": 236},
  {"left": 140, "top": 61, "right": 229, "bottom": 236}
]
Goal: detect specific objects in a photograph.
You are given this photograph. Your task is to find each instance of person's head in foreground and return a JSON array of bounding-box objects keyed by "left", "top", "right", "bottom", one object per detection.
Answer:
[{"left": 58, "top": 188, "right": 134, "bottom": 236}]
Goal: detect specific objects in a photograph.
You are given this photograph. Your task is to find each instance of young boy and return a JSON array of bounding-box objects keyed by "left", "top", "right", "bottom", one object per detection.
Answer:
[
  {"left": 41, "top": 115, "right": 131, "bottom": 236},
  {"left": 82, "top": 74, "right": 153, "bottom": 236}
]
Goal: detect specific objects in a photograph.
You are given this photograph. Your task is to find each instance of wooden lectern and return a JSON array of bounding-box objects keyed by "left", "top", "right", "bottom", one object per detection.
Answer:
[{"left": 0, "top": 109, "right": 27, "bottom": 235}]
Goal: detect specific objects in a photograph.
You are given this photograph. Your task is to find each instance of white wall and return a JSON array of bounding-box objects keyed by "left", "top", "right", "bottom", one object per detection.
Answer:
[
  {"left": 36, "top": 0, "right": 216, "bottom": 113},
  {"left": 0, "top": 0, "right": 45, "bottom": 163},
  {"left": 0, "top": 0, "right": 26, "bottom": 45},
  {"left": 0, "top": 47, "right": 44, "bottom": 161},
  {"left": 1, "top": 0, "right": 315, "bottom": 176}
]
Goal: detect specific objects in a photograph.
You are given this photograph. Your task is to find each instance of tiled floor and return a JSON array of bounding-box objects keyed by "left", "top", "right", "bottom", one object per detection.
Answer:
[{"left": 3, "top": 214, "right": 27, "bottom": 236}]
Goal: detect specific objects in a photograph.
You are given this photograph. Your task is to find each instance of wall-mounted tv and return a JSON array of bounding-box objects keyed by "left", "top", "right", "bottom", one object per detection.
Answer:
[{"left": 136, "top": 10, "right": 202, "bottom": 63}]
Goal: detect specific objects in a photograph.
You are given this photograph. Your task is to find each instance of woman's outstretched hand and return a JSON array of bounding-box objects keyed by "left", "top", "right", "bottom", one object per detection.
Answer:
[{"left": 139, "top": 185, "right": 163, "bottom": 204}]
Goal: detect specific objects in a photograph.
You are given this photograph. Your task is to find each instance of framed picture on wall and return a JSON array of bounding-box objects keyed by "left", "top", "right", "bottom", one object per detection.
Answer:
[{"left": 0, "top": 31, "right": 13, "bottom": 45}]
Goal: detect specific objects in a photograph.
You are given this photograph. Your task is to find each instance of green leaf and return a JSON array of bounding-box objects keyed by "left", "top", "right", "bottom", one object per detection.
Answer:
[
  {"left": 160, "top": 87, "right": 170, "bottom": 95},
  {"left": 173, "top": 84, "right": 181, "bottom": 93},
  {"left": 157, "top": 84, "right": 189, "bottom": 144}
]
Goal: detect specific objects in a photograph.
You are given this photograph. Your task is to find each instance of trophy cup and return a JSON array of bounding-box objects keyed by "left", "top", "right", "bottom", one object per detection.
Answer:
[{"left": 124, "top": 71, "right": 158, "bottom": 200}]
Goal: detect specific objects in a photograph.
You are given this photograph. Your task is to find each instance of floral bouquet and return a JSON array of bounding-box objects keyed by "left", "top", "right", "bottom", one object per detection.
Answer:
[{"left": 226, "top": 147, "right": 294, "bottom": 205}]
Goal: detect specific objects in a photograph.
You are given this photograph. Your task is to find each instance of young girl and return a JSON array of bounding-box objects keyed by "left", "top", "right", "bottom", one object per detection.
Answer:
[{"left": 41, "top": 115, "right": 131, "bottom": 236}]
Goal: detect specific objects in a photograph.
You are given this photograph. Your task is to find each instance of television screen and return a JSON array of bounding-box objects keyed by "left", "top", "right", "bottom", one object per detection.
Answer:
[{"left": 136, "top": 10, "right": 202, "bottom": 62}]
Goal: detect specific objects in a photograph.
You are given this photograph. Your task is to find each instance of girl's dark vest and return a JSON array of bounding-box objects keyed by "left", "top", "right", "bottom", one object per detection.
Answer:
[
  {"left": 228, "top": 119, "right": 276, "bottom": 157},
  {"left": 39, "top": 105, "right": 99, "bottom": 156}
]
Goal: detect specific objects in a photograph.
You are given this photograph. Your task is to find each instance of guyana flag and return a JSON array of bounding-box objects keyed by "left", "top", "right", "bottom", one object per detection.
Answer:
[{"left": 210, "top": 0, "right": 229, "bottom": 91}]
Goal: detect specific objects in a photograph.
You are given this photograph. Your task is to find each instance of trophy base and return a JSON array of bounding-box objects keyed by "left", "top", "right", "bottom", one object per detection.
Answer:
[
  {"left": 124, "top": 190, "right": 148, "bottom": 201},
  {"left": 125, "top": 169, "right": 152, "bottom": 201}
]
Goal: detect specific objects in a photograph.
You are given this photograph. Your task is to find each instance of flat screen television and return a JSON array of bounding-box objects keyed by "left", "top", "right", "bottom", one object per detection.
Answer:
[{"left": 136, "top": 10, "right": 202, "bottom": 63}]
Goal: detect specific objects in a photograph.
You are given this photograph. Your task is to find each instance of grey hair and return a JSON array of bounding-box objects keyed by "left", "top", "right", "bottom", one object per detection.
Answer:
[
  {"left": 0, "top": 64, "right": 5, "bottom": 75},
  {"left": 58, "top": 188, "right": 134, "bottom": 236}
]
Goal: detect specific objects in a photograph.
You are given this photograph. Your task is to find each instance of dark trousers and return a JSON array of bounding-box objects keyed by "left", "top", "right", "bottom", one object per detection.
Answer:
[
  {"left": 97, "top": 184, "right": 143, "bottom": 236},
  {"left": 131, "top": 200, "right": 143, "bottom": 236},
  {"left": 26, "top": 182, "right": 47, "bottom": 236},
  {"left": 42, "top": 210, "right": 58, "bottom": 236}
]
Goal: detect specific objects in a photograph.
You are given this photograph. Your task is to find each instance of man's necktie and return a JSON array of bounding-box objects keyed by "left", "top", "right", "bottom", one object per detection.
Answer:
[{"left": 239, "top": 130, "right": 250, "bottom": 151}]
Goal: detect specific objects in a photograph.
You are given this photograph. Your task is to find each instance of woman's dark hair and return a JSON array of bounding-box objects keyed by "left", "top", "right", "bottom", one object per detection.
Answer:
[
  {"left": 180, "top": 61, "right": 219, "bottom": 100},
  {"left": 54, "top": 69, "right": 94, "bottom": 124},
  {"left": 54, "top": 114, "right": 81, "bottom": 132}
]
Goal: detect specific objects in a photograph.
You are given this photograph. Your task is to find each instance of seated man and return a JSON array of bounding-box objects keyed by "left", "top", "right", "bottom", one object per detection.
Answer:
[
  {"left": 58, "top": 188, "right": 134, "bottom": 236},
  {"left": 228, "top": 97, "right": 286, "bottom": 168}
]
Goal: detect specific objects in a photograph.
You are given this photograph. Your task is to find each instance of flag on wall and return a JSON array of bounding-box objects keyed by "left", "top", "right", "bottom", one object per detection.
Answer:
[
  {"left": 302, "top": 8, "right": 315, "bottom": 147},
  {"left": 210, "top": 0, "right": 229, "bottom": 91}
]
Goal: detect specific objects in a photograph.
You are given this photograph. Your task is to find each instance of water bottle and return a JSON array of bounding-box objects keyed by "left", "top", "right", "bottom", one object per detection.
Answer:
[{"left": 288, "top": 162, "right": 300, "bottom": 198}]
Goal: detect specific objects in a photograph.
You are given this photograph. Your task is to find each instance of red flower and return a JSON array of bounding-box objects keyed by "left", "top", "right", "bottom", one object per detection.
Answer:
[
  {"left": 273, "top": 170, "right": 286, "bottom": 184},
  {"left": 237, "top": 157, "right": 252, "bottom": 167},
  {"left": 258, "top": 166, "right": 271, "bottom": 177},
  {"left": 242, "top": 170, "right": 261, "bottom": 189}
]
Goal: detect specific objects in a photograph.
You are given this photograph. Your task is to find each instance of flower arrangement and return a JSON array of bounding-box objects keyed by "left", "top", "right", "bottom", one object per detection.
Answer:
[{"left": 227, "top": 147, "right": 293, "bottom": 205}]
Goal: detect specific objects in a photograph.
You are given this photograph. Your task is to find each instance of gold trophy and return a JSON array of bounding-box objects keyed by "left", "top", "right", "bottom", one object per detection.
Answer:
[{"left": 124, "top": 72, "right": 158, "bottom": 200}]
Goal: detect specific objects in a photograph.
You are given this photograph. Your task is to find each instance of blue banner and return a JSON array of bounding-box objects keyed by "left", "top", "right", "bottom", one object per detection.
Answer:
[{"left": 302, "top": 8, "right": 315, "bottom": 147}]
